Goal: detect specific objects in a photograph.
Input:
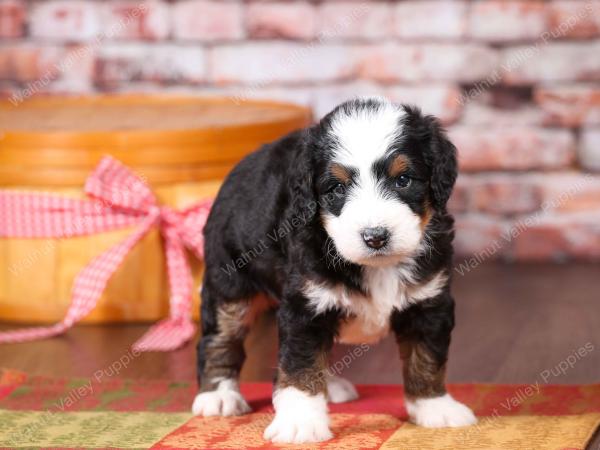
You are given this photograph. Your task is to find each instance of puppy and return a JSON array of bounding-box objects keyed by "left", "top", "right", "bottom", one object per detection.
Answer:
[{"left": 192, "top": 98, "right": 477, "bottom": 443}]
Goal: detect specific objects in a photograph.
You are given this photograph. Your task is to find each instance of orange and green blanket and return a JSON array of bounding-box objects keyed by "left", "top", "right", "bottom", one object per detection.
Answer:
[{"left": 0, "top": 368, "right": 599, "bottom": 449}]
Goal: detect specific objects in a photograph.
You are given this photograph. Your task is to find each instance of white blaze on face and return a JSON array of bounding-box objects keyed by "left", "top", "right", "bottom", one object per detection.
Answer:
[{"left": 322, "top": 101, "right": 424, "bottom": 266}]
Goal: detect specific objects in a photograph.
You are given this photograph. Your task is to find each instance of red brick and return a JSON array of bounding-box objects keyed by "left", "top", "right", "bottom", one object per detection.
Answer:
[
  {"left": 237, "top": 86, "right": 312, "bottom": 109},
  {"left": 196, "top": 85, "right": 313, "bottom": 109},
  {"left": 449, "top": 127, "right": 576, "bottom": 171},
  {"left": 457, "top": 211, "right": 600, "bottom": 262},
  {"left": 30, "top": 0, "right": 101, "bottom": 41},
  {"left": 502, "top": 43, "right": 600, "bottom": 84},
  {"left": 0, "top": 44, "right": 94, "bottom": 103},
  {"left": 317, "top": 2, "right": 391, "bottom": 39},
  {"left": 535, "top": 85, "right": 600, "bottom": 127},
  {"left": 536, "top": 173, "right": 600, "bottom": 212},
  {"left": 172, "top": 0, "right": 243, "bottom": 41},
  {"left": 448, "top": 176, "right": 470, "bottom": 214},
  {"left": 247, "top": 2, "right": 316, "bottom": 40},
  {"left": 511, "top": 215, "right": 600, "bottom": 261},
  {"left": 103, "top": 1, "right": 170, "bottom": 41},
  {"left": 386, "top": 84, "right": 462, "bottom": 125},
  {"left": 94, "top": 44, "right": 206, "bottom": 88},
  {"left": 0, "top": 45, "right": 63, "bottom": 82},
  {"left": 0, "top": 0, "right": 26, "bottom": 38},
  {"left": 311, "top": 82, "right": 384, "bottom": 118},
  {"left": 0, "top": 81, "right": 20, "bottom": 98},
  {"left": 209, "top": 43, "right": 358, "bottom": 85},
  {"left": 394, "top": 1, "right": 467, "bottom": 39},
  {"left": 468, "top": 1, "right": 547, "bottom": 42},
  {"left": 455, "top": 173, "right": 600, "bottom": 216},
  {"left": 453, "top": 174, "right": 549, "bottom": 216},
  {"left": 548, "top": 1, "right": 600, "bottom": 39},
  {"left": 453, "top": 214, "right": 508, "bottom": 260},
  {"left": 359, "top": 43, "right": 499, "bottom": 83},
  {"left": 462, "top": 102, "right": 543, "bottom": 126},
  {"left": 470, "top": 175, "right": 542, "bottom": 215},
  {"left": 580, "top": 129, "right": 600, "bottom": 172},
  {"left": 45, "top": 44, "right": 95, "bottom": 93}
]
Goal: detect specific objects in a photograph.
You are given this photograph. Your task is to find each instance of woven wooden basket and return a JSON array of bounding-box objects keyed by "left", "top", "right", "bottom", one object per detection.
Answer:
[{"left": 0, "top": 96, "right": 311, "bottom": 324}]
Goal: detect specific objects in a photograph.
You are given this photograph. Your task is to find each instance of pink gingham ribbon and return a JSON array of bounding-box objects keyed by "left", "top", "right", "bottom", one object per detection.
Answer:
[{"left": 0, "top": 156, "right": 213, "bottom": 351}]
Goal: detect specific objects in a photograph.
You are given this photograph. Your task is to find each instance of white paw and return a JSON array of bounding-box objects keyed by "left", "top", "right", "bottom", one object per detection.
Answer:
[
  {"left": 406, "top": 393, "right": 477, "bottom": 428},
  {"left": 264, "top": 386, "right": 333, "bottom": 444},
  {"left": 264, "top": 413, "right": 333, "bottom": 443},
  {"left": 192, "top": 379, "right": 251, "bottom": 417},
  {"left": 327, "top": 375, "right": 359, "bottom": 404}
]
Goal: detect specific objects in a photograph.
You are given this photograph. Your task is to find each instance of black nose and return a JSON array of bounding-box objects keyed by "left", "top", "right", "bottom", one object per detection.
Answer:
[{"left": 361, "top": 227, "right": 390, "bottom": 249}]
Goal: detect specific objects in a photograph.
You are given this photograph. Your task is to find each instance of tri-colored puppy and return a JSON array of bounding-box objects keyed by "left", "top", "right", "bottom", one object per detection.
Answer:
[{"left": 192, "top": 98, "right": 477, "bottom": 443}]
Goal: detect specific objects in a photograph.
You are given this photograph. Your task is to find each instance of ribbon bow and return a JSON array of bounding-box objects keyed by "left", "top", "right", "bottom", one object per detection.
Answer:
[{"left": 0, "top": 156, "right": 213, "bottom": 351}]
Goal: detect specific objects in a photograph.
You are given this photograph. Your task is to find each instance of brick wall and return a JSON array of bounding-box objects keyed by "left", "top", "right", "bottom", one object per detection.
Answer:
[{"left": 1, "top": 0, "right": 600, "bottom": 263}]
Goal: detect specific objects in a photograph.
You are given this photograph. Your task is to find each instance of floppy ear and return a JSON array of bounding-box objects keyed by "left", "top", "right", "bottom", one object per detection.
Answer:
[
  {"left": 426, "top": 117, "right": 458, "bottom": 211},
  {"left": 282, "top": 131, "right": 318, "bottom": 228}
]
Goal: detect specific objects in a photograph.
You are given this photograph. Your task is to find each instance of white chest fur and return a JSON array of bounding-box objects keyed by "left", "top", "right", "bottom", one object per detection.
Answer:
[{"left": 303, "top": 268, "right": 447, "bottom": 345}]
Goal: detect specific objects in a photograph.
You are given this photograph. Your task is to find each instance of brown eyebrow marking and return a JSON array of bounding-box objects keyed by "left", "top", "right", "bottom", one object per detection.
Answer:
[
  {"left": 389, "top": 154, "right": 410, "bottom": 177},
  {"left": 330, "top": 163, "right": 352, "bottom": 184}
]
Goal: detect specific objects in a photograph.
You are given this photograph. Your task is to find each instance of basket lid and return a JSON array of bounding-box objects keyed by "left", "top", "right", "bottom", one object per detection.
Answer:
[{"left": 0, "top": 95, "right": 311, "bottom": 186}]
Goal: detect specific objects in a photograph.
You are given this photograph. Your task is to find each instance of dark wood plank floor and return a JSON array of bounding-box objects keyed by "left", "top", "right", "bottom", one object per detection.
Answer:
[
  {"left": 2, "top": 262, "right": 598, "bottom": 384},
  {"left": 1, "top": 263, "right": 599, "bottom": 447}
]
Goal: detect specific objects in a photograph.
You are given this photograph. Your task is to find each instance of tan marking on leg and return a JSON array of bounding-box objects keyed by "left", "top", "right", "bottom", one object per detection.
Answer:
[
  {"left": 277, "top": 351, "right": 329, "bottom": 396},
  {"left": 398, "top": 340, "right": 446, "bottom": 399},
  {"left": 201, "top": 297, "right": 268, "bottom": 392}
]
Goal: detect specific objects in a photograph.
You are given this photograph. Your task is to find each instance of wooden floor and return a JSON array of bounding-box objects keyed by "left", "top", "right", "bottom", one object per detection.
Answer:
[
  {"left": 1, "top": 262, "right": 600, "bottom": 447},
  {"left": 2, "top": 262, "right": 598, "bottom": 384}
]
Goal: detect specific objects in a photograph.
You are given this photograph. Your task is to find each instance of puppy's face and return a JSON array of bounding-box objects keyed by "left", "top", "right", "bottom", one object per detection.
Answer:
[{"left": 314, "top": 99, "right": 455, "bottom": 267}]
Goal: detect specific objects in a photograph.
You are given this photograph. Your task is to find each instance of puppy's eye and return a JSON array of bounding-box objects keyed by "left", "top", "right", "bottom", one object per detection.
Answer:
[
  {"left": 333, "top": 183, "right": 346, "bottom": 195},
  {"left": 395, "top": 175, "right": 411, "bottom": 189}
]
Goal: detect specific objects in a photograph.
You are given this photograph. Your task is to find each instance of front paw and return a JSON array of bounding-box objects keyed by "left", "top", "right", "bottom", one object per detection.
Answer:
[
  {"left": 192, "top": 380, "right": 251, "bottom": 417},
  {"left": 264, "top": 414, "right": 333, "bottom": 443},
  {"left": 264, "top": 386, "right": 333, "bottom": 443},
  {"left": 406, "top": 394, "right": 477, "bottom": 428}
]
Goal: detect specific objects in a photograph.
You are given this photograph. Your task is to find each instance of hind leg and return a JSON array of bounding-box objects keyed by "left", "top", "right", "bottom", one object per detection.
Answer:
[
  {"left": 193, "top": 285, "right": 262, "bottom": 417},
  {"left": 326, "top": 375, "right": 359, "bottom": 404}
]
